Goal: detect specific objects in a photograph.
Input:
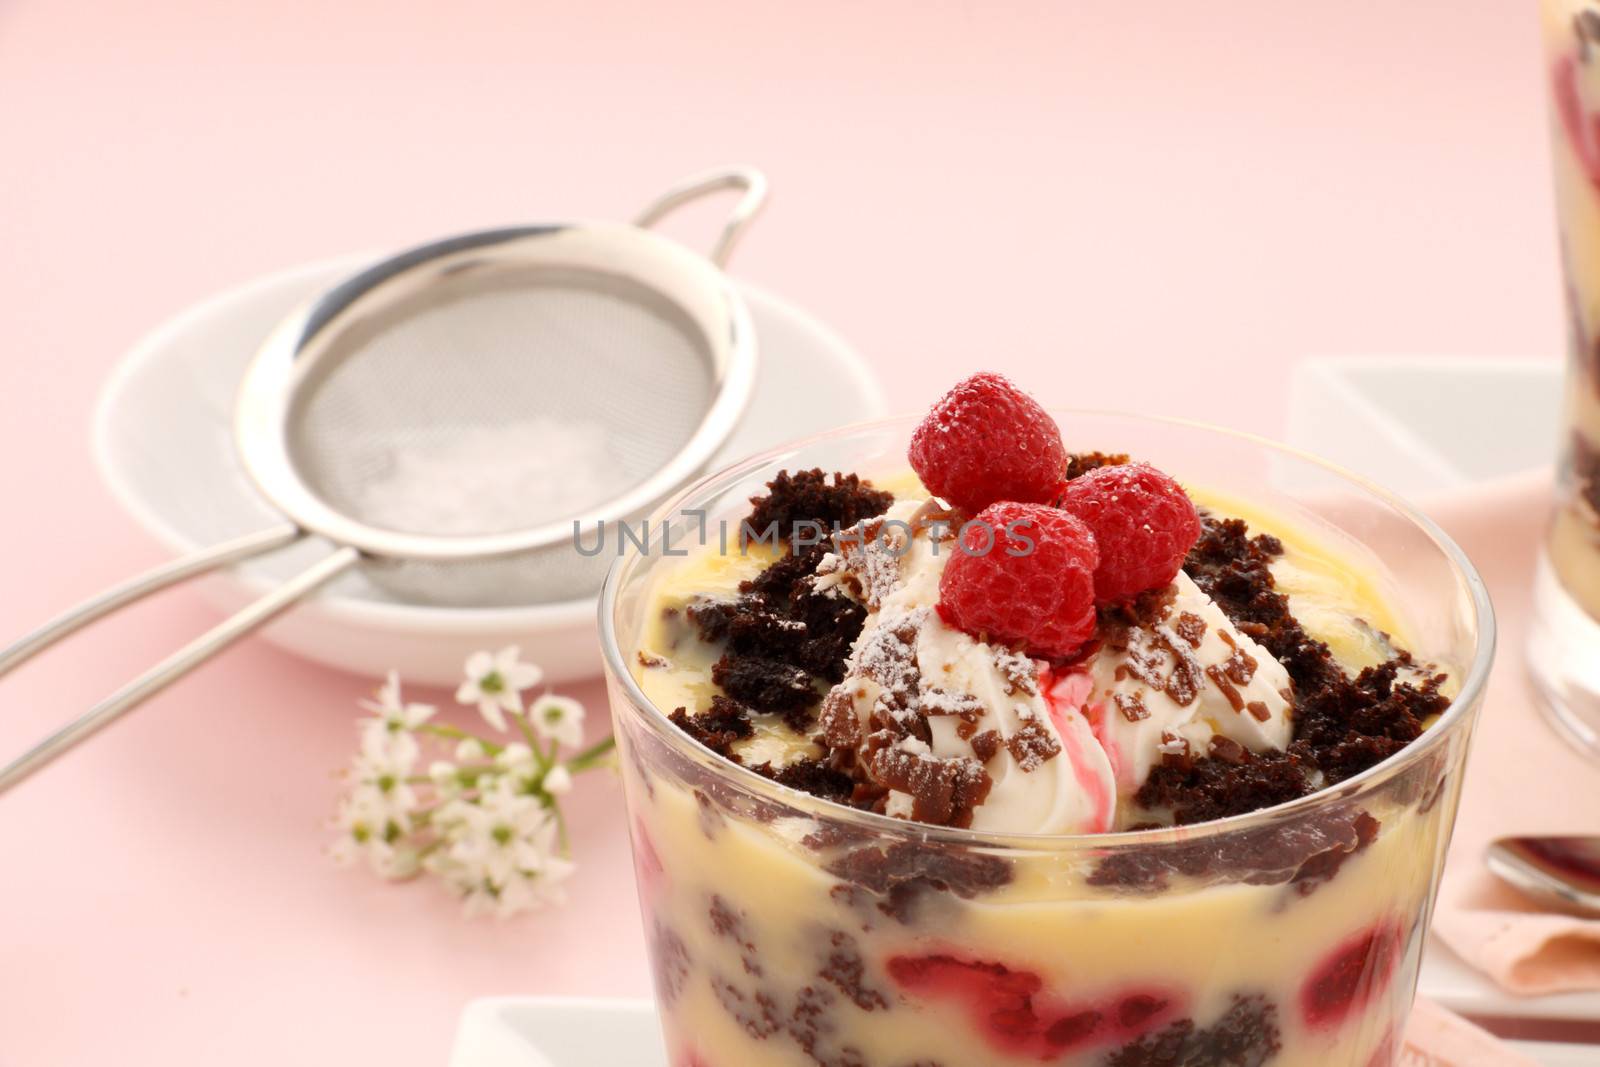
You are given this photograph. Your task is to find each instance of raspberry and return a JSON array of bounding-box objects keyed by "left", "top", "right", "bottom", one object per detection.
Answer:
[
  {"left": 1058, "top": 462, "right": 1201, "bottom": 603},
  {"left": 887, "top": 954, "right": 1181, "bottom": 1057},
  {"left": 1300, "top": 923, "right": 1403, "bottom": 1030},
  {"left": 937, "top": 502, "right": 1098, "bottom": 660},
  {"left": 909, "top": 372, "right": 1066, "bottom": 513}
]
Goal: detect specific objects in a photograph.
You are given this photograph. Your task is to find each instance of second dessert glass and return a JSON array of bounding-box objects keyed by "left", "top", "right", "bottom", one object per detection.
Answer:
[
  {"left": 600, "top": 413, "right": 1495, "bottom": 1067},
  {"left": 1534, "top": 0, "right": 1600, "bottom": 759}
]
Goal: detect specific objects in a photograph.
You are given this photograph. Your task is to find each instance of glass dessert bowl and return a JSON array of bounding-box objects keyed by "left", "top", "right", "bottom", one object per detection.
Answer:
[{"left": 600, "top": 401, "right": 1494, "bottom": 1067}]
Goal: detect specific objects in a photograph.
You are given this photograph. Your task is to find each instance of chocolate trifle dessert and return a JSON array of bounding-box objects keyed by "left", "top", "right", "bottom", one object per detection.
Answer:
[{"left": 608, "top": 373, "right": 1477, "bottom": 1067}]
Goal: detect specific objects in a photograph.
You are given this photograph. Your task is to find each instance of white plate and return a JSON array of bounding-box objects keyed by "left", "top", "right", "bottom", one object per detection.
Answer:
[
  {"left": 92, "top": 256, "right": 887, "bottom": 685},
  {"left": 448, "top": 995, "right": 1593, "bottom": 1067},
  {"left": 1287, "top": 356, "right": 1561, "bottom": 496}
]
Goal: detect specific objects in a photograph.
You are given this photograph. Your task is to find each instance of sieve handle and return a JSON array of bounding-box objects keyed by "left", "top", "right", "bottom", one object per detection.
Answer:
[
  {"left": 634, "top": 165, "right": 769, "bottom": 268},
  {"left": 0, "top": 534, "right": 358, "bottom": 796},
  {"left": 0, "top": 523, "right": 304, "bottom": 679}
]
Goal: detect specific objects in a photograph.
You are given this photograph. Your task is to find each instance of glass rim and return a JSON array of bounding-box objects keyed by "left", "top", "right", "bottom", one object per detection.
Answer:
[{"left": 597, "top": 408, "right": 1497, "bottom": 851}]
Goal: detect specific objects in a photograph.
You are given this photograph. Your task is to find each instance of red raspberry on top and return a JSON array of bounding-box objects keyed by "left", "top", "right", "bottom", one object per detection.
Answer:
[
  {"left": 909, "top": 372, "right": 1066, "bottom": 513},
  {"left": 937, "top": 502, "right": 1098, "bottom": 660},
  {"left": 1058, "top": 461, "right": 1201, "bottom": 603}
]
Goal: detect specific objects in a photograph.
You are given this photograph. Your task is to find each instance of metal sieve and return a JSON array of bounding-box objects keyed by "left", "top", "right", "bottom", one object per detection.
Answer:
[{"left": 0, "top": 165, "right": 767, "bottom": 793}]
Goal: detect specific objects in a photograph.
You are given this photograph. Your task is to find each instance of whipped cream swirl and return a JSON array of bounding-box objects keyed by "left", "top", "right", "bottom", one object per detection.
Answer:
[{"left": 813, "top": 499, "right": 1295, "bottom": 834}]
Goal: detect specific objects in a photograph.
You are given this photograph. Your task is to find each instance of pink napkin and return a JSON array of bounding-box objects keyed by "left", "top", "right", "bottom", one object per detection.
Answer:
[
  {"left": 1420, "top": 471, "right": 1600, "bottom": 996},
  {"left": 1402, "top": 996, "right": 1543, "bottom": 1065}
]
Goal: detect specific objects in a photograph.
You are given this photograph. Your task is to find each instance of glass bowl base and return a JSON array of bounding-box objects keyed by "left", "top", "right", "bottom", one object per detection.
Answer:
[{"left": 1529, "top": 554, "right": 1600, "bottom": 760}]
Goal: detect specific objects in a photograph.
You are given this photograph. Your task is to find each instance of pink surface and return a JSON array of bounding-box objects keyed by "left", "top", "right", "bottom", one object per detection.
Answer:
[{"left": 0, "top": 0, "right": 1571, "bottom": 1063}]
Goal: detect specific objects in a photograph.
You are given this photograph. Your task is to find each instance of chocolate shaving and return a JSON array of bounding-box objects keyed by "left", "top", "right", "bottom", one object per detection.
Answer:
[
  {"left": 1113, "top": 691, "right": 1150, "bottom": 723},
  {"left": 1205, "top": 663, "right": 1246, "bottom": 713},
  {"left": 1173, "top": 611, "right": 1207, "bottom": 649},
  {"left": 863, "top": 744, "right": 992, "bottom": 828},
  {"left": 970, "top": 729, "right": 1002, "bottom": 762},
  {"left": 1006, "top": 719, "right": 1062, "bottom": 772}
]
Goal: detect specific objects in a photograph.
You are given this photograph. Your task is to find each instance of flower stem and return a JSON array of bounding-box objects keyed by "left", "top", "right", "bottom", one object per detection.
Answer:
[
  {"left": 565, "top": 735, "right": 616, "bottom": 774},
  {"left": 421, "top": 723, "right": 503, "bottom": 755},
  {"left": 513, "top": 712, "right": 553, "bottom": 771},
  {"left": 551, "top": 800, "right": 570, "bottom": 852}
]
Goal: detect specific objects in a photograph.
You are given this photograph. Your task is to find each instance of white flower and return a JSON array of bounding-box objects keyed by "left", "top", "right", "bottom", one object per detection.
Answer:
[
  {"left": 456, "top": 647, "right": 544, "bottom": 732},
  {"left": 442, "top": 796, "right": 575, "bottom": 919},
  {"left": 359, "top": 671, "right": 434, "bottom": 763},
  {"left": 368, "top": 840, "right": 422, "bottom": 880},
  {"left": 360, "top": 670, "right": 435, "bottom": 732},
  {"left": 347, "top": 740, "right": 419, "bottom": 830},
  {"left": 529, "top": 694, "right": 585, "bottom": 749},
  {"left": 496, "top": 742, "right": 537, "bottom": 773},
  {"left": 443, "top": 780, "right": 553, "bottom": 887},
  {"left": 428, "top": 760, "right": 465, "bottom": 795},
  {"left": 490, "top": 856, "right": 575, "bottom": 918},
  {"left": 491, "top": 742, "right": 540, "bottom": 793},
  {"left": 360, "top": 716, "right": 419, "bottom": 768},
  {"left": 331, "top": 790, "right": 385, "bottom": 865},
  {"left": 330, "top": 790, "right": 419, "bottom": 879},
  {"left": 541, "top": 764, "right": 573, "bottom": 796},
  {"left": 330, "top": 663, "right": 593, "bottom": 918}
]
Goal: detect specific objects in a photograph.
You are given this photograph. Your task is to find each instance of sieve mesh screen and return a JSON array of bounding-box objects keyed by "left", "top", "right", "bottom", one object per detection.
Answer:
[{"left": 285, "top": 266, "right": 716, "bottom": 536}]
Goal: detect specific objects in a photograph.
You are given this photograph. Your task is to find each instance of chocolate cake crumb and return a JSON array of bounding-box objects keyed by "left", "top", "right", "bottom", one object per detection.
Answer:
[
  {"left": 687, "top": 540, "right": 869, "bottom": 737},
  {"left": 1137, "top": 747, "right": 1310, "bottom": 827},
  {"left": 1284, "top": 811, "right": 1380, "bottom": 896},
  {"left": 744, "top": 468, "right": 893, "bottom": 544},
  {"left": 669, "top": 699, "right": 755, "bottom": 761},
  {"left": 711, "top": 973, "right": 783, "bottom": 1039},
  {"left": 1104, "top": 993, "right": 1281, "bottom": 1067},
  {"left": 782, "top": 702, "right": 818, "bottom": 734},
  {"left": 1063, "top": 451, "right": 1131, "bottom": 482},
  {"left": 1091, "top": 803, "right": 1382, "bottom": 899},
  {"left": 1142, "top": 512, "right": 1452, "bottom": 826},
  {"left": 755, "top": 758, "right": 856, "bottom": 805},
  {"left": 713, "top": 654, "right": 818, "bottom": 713},
  {"left": 637, "top": 650, "right": 669, "bottom": 669},
  {"left": 709, "top": 894, "right": 763, "bottom": 977},
  {"left": 825, "top": 841, "right": 1012, "bottom": 923},
  {"left": 651, "top": 921, "right": 691, "bottom": 1007},
  {"left": 819, "top": 930, "right": 888, "bottom": 1011}
]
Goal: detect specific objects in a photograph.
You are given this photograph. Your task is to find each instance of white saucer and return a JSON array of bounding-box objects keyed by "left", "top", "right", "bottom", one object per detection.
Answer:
[
  {"left": 93, "top": 256, "right": 887, "bottom": 685},
  {"left": 448, "top": 995, "right": 1591, "bottom": 1067},
  {"left": 1287, "top": 356, "right": 1561, "bottom": 496}
]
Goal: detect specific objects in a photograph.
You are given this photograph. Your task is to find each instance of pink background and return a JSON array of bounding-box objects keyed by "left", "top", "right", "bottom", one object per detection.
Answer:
[{"left": 0, "top": 1, "right": 1565, "bottom": 1063}]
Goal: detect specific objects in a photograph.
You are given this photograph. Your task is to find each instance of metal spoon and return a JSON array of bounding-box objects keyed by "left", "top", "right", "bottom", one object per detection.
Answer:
[{"left": 1486, "top": 836, "right": 1600, "bottom": 918}]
